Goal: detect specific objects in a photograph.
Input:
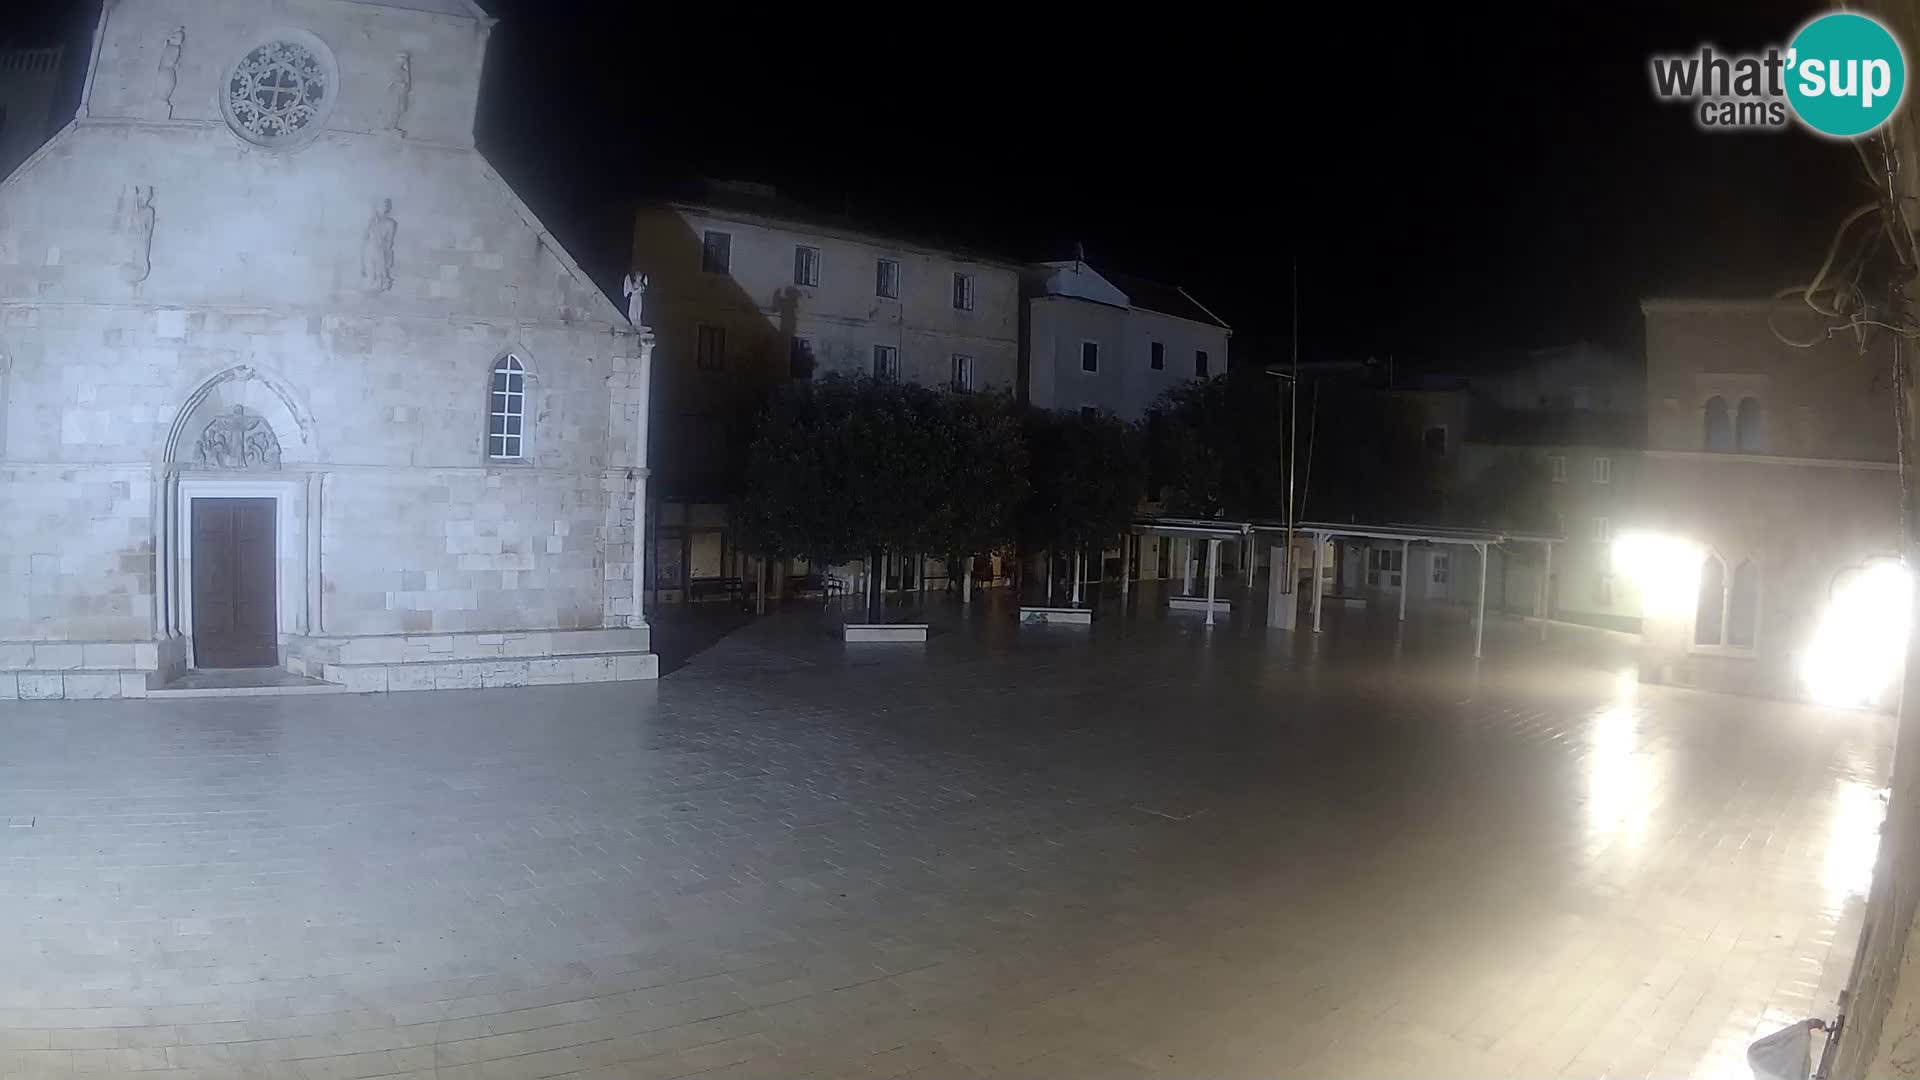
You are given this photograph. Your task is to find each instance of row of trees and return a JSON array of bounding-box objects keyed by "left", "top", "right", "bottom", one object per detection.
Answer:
[
  {"left": 735, "top": 375, "right": 1151, "bottom": 613},
  {"left": 732, "top": 369, "right": 1559, "bottom": 617}
]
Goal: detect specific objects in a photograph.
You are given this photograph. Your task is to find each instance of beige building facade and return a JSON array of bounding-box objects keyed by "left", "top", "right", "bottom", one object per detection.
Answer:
[
  {"left": 1632, "top": 299, "right": 1901, "bottom": 706},
  {"left": 0, "top": 0, "right": 656, "bottom": 698}
]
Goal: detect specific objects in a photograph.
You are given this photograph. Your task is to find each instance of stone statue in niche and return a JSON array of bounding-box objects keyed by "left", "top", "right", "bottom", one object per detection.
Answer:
[
  {"left": 122, "top": 184, "right": 154, "bottom": 285},
  {"left": 156, "top": 27, "right": 184, "bottom": 118},
  {"left": 622, "top": 271, "right": 648, "bottom": 326},
  {"left": 382, "top": 52, "right": 411, "bottom": 135},
  {"left": 194, "top": 405, "right": 282, "bottom": 470},
  {"left": 363, "top": 198, "right": 396, "bottom": 293}
]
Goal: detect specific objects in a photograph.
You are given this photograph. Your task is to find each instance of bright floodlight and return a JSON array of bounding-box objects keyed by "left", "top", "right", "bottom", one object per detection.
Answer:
[
  {"left": 1611, "top": 531, "right": 1701, "bottom": 619},
  {"left": 1802, "top": 558, "right": 1912, "bottom": 708}
]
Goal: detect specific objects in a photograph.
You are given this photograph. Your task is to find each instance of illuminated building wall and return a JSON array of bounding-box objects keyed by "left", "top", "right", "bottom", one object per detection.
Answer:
[{"left": 1632, "top": 298, "right": 1902, "bottom": 707}]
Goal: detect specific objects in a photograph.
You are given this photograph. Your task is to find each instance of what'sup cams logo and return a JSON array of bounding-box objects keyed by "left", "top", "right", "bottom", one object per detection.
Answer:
[{"left": 1650, "top": 12, "right": 1907, "bottom": 137}]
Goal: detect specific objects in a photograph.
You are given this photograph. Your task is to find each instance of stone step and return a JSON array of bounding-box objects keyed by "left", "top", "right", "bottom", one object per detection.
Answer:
[
  {"left": 315, "top": 650, "right": 658, "bottom": 693},
  {"left": 1, "top": 669, "right": 152, "bottom": 700}
]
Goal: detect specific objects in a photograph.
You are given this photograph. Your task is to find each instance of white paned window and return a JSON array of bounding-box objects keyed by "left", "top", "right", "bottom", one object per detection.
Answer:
[
  {"left": 876, "top": 258, "right": 900, "bottom": 299},
  {"left": 794, "top": 245, "right": 820, "bottom": 286},
  {"left": 952, "top": 354, "right": 974, "bottom": 391},
  {"left": 1593, "top": 456, "right": 1611, "bottom": 484},
  {"left": 952, "top": 272, "right": 974, "bottom": 311},
  {"left": 488, "top": 355, "right": 526, "bottom": 460},
  {"left": 873, "top": 344, "right": 899, "bottom": 380},
  {"left": 1549, "top": 454, "right": 1567, "bottom": 482}
]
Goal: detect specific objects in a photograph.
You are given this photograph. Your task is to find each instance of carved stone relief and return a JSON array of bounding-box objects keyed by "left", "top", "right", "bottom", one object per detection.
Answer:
[
  {"left": 194, "top": 405, "right": 282, "bottom": 470},
  {"left": 122, "top": 184, "right": 154, "bottom": 285},
  {"left": 363, "top": 198, "right": 396, "bottom": 293},
  {"left": 383, "top": 52, "right": 412, "bottom": 135},
  {"left": 156, "top": 27, "right": 184, "bottom": 118}
]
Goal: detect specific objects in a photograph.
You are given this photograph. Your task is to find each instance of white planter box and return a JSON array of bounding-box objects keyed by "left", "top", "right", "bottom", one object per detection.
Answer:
[
  {"left": 1019, "top": 606, "right": 1093, "bottom": 626},
  {"left": 844, "top": 623, "right": 929, "bottom": 643},
  {"left": 1168, "top": 595, "right": 1232, "bottom": 613}
]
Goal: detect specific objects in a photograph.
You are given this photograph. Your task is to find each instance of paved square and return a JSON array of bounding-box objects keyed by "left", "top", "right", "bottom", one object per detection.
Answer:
[{"left": 0, "top": 598, "right": 1890, "bottom": 1078}]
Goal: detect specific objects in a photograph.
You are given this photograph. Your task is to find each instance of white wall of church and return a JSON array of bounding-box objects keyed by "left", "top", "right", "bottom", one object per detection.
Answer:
[{"left": 0, "top": 0, "right": 654, "bottom": 694}]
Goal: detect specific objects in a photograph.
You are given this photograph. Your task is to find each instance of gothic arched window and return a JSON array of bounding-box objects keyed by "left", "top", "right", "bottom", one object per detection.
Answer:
[
  {"left": 488, "top": 355, "right": 526, "bottom": 460},
  {"left": 1703, "top": 396, "right": 1732, "bottom": 452},
  {"left": 1735, "top": 396, "right": 1764, "bottom": 453}
]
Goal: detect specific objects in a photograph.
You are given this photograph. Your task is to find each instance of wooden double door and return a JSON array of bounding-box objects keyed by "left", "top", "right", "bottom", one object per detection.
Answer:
[{"left": 191, "top": 497, "right": 278, "bottom": 668}]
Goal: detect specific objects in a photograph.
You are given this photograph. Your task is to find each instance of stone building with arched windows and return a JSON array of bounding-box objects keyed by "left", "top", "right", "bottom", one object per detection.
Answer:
[
  {"left": 1635, "top": 298, "right": 1900, "bottom": 706},
  {"left": 0, "top": 0, "right": 656, "bottom": 698}
]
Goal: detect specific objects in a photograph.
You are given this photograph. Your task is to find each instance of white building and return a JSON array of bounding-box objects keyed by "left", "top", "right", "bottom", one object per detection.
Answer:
[
  {"left": 1022, "top": 259, "right": 1230, "bottom": 420},
  {"left": 0, "top": 0, "right": 656, "bottom": 698},
  {"left": 630, "top": 189, "right": 1021, "bottom": 602}
]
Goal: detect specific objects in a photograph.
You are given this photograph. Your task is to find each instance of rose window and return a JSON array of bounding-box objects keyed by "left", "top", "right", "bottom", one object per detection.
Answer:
[{"left": 226, "top": 40, "right": 330, "bottom": 145}]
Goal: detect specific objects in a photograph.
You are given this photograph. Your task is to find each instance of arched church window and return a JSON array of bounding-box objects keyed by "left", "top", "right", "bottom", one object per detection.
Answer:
[
  {"left": 1694, "top": 553, "right": 1726, "bottom": 645},
  {"left": 223, "top": 33, "right": 337, "bottom": 148},
  {"left": 488, "top": 356, "right": 527, "bottom": 460},
  {"left": 1703, "top": 396, "right": 1732, "bottom": 451},
  {"left": 1735, "top": 396, "right": 1765, "bottom": 453}
]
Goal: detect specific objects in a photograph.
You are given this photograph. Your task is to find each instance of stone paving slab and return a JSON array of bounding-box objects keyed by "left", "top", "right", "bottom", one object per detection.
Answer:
[{"left": 0, "top": 595, "right": 1889, "bottom": 1078}]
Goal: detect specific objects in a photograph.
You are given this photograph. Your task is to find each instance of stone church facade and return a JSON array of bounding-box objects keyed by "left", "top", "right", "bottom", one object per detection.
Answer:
[{"left": 0, "top": 0, "right": 656, "bottom": 698}]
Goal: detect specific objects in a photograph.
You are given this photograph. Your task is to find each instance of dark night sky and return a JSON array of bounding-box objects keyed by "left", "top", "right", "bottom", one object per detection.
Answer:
[{"left": 8, "top": 0, "right": 1869, "bottom": 364}]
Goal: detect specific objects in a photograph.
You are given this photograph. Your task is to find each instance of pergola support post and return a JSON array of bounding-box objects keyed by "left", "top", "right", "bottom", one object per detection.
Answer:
[
  {"left": 1311, "top": 532, "right": 1324, "bottom": 633},
  {"left": 1399, "top": 538, "right": 1410, "bottom": 622},
  {"left": 1475, "top": 542, "right": 1488, "bottom": 659},
  {"left": 1204, "top": 537, "right": 1220, "bottom": 627},
  {"left": 1540, "top": 540, "right": 1553, "bottom": 641}
]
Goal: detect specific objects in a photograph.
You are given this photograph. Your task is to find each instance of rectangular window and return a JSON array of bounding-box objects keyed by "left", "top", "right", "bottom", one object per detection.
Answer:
[
  {"left": 873, "top": 344, "right": 899, "bottom": 380},
  {"left": 1081, "top": 341, "right": 1100, "bottom": 373},
  {"left": 1598, "top": 572, "right": 1614, "bottom": 605},
  {"left": 1432, "top": 552, "right": 1451, "bottom": 585},
  {"left": 875, "top": 258, "right": 900, "bottom": 299},
  {"left": 1592, "top": 456, "right": 1611, "bottom": 484},
  {"left": 1592, "top": 516, "right": 1611, "bottom": 543},
  {"left": 1195, "top": 350, "right": 1210, "bottom": 377},
  {"left": 696, "top": 324, "right": 726, "bottom": 371},
  {"left": 951, "top": 353, "right": 974, "bottom": 392},
  {"left": 1549, "top": 454, "right": 1567, "bottom": 482},
  {"left": 1150, "top": 341, "right": 1165, "bottom": 370},
  {"left": 793, "top": 245, "right": 820, "bottom": 286},
  {"left": 1367, "top": 547, "right": 1404, "bottom": 588},
  {"left": 1423, "top": 426, "right": 1448, "bottom": 455},
  {"left": 952, "top": 272, "right": 974, "bottom": 311},
  {"left": 701, "top": 230, "right": 731, "bottom": 274},
  {"left": 789, "top": 336, "right": 815, "bottom": 379}
]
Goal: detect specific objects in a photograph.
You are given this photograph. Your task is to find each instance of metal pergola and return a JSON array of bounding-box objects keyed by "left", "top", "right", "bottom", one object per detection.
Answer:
[{"left": 1131, "top": 516, "right": 1562, "bottom": 657}]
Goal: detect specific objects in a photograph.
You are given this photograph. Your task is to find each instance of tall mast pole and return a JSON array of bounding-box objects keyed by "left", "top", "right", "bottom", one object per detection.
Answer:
[{"left": 1286, "top": 259, "right": 1299, "bottom": 582}]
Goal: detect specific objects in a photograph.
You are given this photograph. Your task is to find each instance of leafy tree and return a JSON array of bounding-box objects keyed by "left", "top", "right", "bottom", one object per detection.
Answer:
[
  {"left": 1150, "top": 368, "right": 1286, "bottom": 519},
  {"left": 1018, "top": 409, "right": 1147, "bottom": 591},
  {"left": 1452, "top": 451, "right": 1554, "bottom": 611},
  {"left": 1303, "top": 391, "right": 1443, "bottom": 524},
  {"left": 736, "top": 374, "right": 1027, "bottom": 618},
  {"left": 1453, "top": 452, "right": 1552, "bottom": 533},
  {"left": 926, "top": 389, "right": 1028, "bottom": 565}
]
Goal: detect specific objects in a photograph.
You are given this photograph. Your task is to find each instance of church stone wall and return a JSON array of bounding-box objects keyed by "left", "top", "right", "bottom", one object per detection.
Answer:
[{"left": 0, "top": 0, "right": 655, "bottom": 696}]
